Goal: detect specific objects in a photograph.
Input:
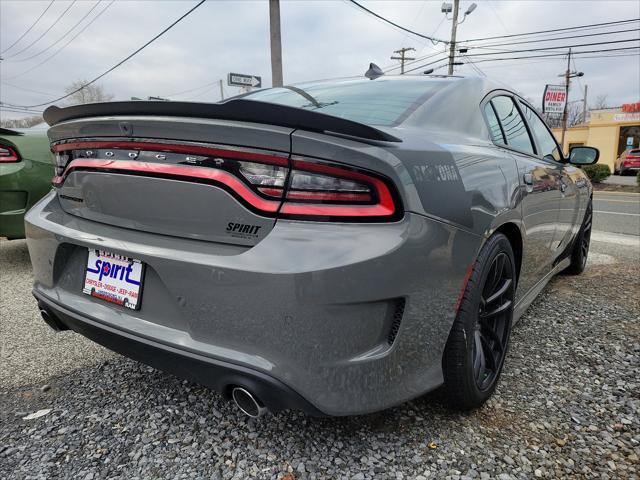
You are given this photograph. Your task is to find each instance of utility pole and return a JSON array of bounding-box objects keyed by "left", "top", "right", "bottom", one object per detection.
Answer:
[
  {"left": 560, "top": 48, "right": 572, "bottom": 150},
  {"left": 582, "top": 84, "right": 588, "bottom": 124},
  {"left": 269, "top": 0, "right": 283, "bottom": 87},
  {"left": 447, "top": 0, "right": 460, "bottom": 75},
  {"left": 443, "top": 1, "right": 476, "bottom": 74},
  {"left": 391, "top": 47, "right": 415, "bottom": 74},
  {"left": 557, "top": 50, "right": 584, "bottom": 148},
  {"left": 219, "top": 79, "right": 224, "bottom": 100}
]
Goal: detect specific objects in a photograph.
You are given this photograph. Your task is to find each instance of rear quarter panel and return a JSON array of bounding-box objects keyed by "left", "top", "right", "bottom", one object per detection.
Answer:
[
  {"left": 291, "top": 128, "right": 522, "bottom": 297},
  {"left": 0, "top": 132, "right": 54, "bottom": 238}
]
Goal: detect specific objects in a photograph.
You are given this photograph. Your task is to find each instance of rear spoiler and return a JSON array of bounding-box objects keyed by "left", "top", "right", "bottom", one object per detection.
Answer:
[
  {"left": 43, "top": 99, "right": 402, "bottom": 143},
  {"left": 0, "top": 127, "right": 24, "bottom": 136}
]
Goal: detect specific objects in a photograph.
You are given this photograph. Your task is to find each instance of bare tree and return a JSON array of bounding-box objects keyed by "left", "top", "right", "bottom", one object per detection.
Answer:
[
  {"left": 0, "top": 115, "right": 44, "bottom": 129},
  {"left": 542, "top": 112, "right": 563, "bottom": 128},
  {"left": 566, "top": 101, "right": 585, "bottom": 127},
  {"left": 591, "top": 94, "right": 609, "bottom": 110},
  {"left": 542, "top": 101, "right": 584, "bottom": 128},
  {"left": 64, "top": 80, "right": 114, "bottom": 105}
]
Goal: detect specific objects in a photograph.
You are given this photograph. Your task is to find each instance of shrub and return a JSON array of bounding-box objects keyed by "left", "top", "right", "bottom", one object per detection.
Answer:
[{"left": 582, "top": 164, "right": 611, "bottom": 183}]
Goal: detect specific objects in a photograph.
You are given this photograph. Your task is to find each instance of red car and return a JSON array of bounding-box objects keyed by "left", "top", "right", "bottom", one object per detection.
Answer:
[{"left": 614, "top": 148, "right": 640, "bottom": 175}]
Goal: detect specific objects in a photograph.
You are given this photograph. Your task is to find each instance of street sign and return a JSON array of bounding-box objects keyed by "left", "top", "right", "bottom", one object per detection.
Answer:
[
  {"left": 227, "top": 73, "right": 262, "bottom": 88},
  {"left": 542, "top": 85, "right": 567, "bottom": 114}
]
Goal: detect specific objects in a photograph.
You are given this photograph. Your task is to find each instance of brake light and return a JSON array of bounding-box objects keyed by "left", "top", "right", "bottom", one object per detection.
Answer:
[
  {"left": 0, "top": 146, "right": 20, "bottom": 163},
  {"left": 51, "top": 140, "right": 401, "bottom": 222},
  {"left": 278, "top": 158, "right": 397, "bottom": 220}
]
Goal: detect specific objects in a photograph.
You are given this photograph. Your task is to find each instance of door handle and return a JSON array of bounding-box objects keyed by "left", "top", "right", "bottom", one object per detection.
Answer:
[{"left": 523, "top": 173, "right": 533, "bottom": 185}]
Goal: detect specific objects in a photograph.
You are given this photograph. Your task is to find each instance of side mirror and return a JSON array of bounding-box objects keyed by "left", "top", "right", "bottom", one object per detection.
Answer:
[{"left": 569, "top": 146, "right": 599, "bottom": 166}]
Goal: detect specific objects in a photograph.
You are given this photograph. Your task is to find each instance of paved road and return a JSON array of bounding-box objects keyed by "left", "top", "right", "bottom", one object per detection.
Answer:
[
  {"left": 603, "top": 174, "right": 638, "bottom": 186},
  {"left": 593, "top": 191, "right": 640, "bottom": 236}
]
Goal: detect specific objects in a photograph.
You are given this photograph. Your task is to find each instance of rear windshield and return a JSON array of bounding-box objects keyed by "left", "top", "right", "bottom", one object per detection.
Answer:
[{"left": 243, "top": 78, "right": 451, "bottom": 126}]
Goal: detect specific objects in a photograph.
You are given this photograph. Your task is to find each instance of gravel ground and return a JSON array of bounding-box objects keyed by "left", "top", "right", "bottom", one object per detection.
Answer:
[
  {"left": 1, "top": 234, "right": 638, "bottom": 480},
  {"left": 0, "top": 239, "right": 114, "bottom": 389}
]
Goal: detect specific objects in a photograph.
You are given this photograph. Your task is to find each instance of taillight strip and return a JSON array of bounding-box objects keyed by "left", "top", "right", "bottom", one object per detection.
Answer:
[
  {"left": 52, "top": 141, "right": 289, "bottom": 166},
  {"left": 285, "top": 158, "right": 397, "bottom": 218},
  {"left": 56, "top": 159, "right": 281, "bottom": 213},
  {"left": 0, "top": 145, "right": 20, "bottom": 163},
  {"left": 280, "top": 202, "right": 395, "bottom": 217}
]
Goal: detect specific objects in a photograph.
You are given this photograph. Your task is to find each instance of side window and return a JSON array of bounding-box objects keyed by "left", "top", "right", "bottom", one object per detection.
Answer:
[
  {"left": 490, "top": 96, "right": 535, "bottom": 155},
  {"left": 520, "top": 103, "right": 563, "bottom": 162},
  {"left": 484, "top": 103, "right": 505, "bottom": 144}
]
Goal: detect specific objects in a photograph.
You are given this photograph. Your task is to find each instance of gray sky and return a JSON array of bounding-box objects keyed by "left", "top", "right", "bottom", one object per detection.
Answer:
[{"left": 1, "top": 0, "right": 639, "bottom": 120}]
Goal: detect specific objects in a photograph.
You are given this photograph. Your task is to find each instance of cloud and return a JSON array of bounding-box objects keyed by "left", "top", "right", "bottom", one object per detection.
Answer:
[{"left": 0, "top": 0, "right": 638, "bottom": 119}]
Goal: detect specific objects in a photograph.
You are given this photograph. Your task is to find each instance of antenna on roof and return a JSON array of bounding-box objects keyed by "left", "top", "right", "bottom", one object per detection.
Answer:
[{"left": 365, "top": 63, "right": 384, "bottom": 80}]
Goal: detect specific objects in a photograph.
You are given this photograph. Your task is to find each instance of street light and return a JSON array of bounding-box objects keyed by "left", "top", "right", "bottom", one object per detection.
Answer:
[
  {"left": 445, "top": 1, "right": 478, "bottom": 74},
  {"left": 559, "top": 48, "right": 585, "bottom": 149}
]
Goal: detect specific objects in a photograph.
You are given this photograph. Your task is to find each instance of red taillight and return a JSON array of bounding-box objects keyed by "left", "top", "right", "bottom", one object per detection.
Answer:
[
  {"left": 51, "top": 140, "right": 401, "bottom": 222},
  {"left": 0, "top": 145, "right": 20, "bottom": 163},
  {"left": 278, "top": 157, "right": 397, "bottom": 220}
]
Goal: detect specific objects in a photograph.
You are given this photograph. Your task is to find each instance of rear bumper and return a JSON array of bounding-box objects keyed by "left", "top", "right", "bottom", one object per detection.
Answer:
[
  {"left": 34, "top": 290, "right": 324, "bottom": 415},
  {"left": 25, "top": 191, "right": 481, "bottom": 415}
]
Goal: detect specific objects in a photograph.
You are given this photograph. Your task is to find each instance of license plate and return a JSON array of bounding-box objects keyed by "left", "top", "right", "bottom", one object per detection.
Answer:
[{"left": 83, "top": 249, "right": 144, "bottom": 310}]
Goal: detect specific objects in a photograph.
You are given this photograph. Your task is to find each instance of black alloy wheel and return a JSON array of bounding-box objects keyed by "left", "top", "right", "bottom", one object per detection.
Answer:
[
  {"left": 565, "top": 200, "right": 592, "bottom": 275},
  {"left": 443, "top": 232, "right": 516, "bottom": 410},
  {"left": 580, "top": 204, "right": 593, "bottom": 268},
  {"left": 473, "top": 252, "right": 514, "bottom": 391}
]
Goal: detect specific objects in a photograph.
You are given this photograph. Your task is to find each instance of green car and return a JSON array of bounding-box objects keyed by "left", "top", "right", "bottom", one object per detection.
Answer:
[{"left": 0, "top": 124, "right": 54, "bottom": 239}]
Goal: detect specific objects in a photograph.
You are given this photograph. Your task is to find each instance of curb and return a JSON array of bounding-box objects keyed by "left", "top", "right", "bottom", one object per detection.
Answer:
[{"left": 593, "top": 190, "right": 640, "bottom": 196}]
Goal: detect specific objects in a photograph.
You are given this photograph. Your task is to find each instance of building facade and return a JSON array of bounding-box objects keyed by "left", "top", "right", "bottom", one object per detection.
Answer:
[{"left": 551, "top": 103, "right": 640, "bottom": 172}]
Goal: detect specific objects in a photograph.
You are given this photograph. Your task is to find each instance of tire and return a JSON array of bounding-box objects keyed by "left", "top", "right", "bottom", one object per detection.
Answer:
[
  {"left": 442, "top": 233, "right": 516, "bottom": 410},
  {"left": 564, "top": 200, "right": 592, "bottom": 275}
]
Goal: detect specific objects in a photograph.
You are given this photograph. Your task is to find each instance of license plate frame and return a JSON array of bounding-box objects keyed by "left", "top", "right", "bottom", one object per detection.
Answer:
[{"left": 82, "top": 249, "right": 145, "bottom": 310}]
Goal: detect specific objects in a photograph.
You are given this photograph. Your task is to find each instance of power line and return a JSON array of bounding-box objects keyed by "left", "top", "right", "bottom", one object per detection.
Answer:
[
  {"left": 464, "top": 53, "right": 640, "bottom": 71},
  {"left": 8, "top": 1, "right": 104, "bottom": 63},
  {"left": 0, "top": 81, "right": 55, "bottom": 97},
  {"left": 466, "top": 46, "right": 640, "bottom": 64},
  {"left": 384, "top": 49, "right": 446, "bottom": 72},
  {"left": 460, "top": 54, "right": 486, "bottom": 77},
  {"left": 0, "top": 0, "right": 55, "bottom": 55},
  {"left": 460, "top": 38, "right": 640, "bottom": 57},
  {"left": 461, "top": 27, "right": 640, "bottom": 50},
  {"left": 0, "top": 105, "right": 44, "bottom": 114},
  {"left": 403, "top": 55, "right": 450, "bottom": 74},
  {"left": 164, "top": 80, "right": 222, "bottom": 98},
  {"left": 4, "top": 1, "right": 115, "bottom": 81},
  {"left": 397, "top": 45, "right": 639, "bottom": 75},
  {"left": 461, "top": 18, "right": 639, "bottom": 42},
  {"left": 5, "top": 0, "right": 207, "bottom": 109},
  {"left": 3, "top": 1, "right": 78, "bottom": 59},
  {"left": 347, "top": 0, "right": 447, "bottom": 44},
  {"left": 187, "top": 85, "right": 220, "bottom": 101}
]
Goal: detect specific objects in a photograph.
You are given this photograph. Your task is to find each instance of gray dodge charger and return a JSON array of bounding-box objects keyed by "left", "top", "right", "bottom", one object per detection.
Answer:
[{"left": 26, "top": 75, "right": 598, "bottom": 417}]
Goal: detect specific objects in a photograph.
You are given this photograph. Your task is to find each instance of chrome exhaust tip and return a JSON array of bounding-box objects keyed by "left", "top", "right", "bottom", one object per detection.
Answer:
[
  {"left": 39, "top": 308, "right": 68, "bottom": 331},
  {"left": 40, "top": 308, "right": 52, "bottom": 323},
  {"left": 231, "top": 387, "right": 267, "bottom": 417}
]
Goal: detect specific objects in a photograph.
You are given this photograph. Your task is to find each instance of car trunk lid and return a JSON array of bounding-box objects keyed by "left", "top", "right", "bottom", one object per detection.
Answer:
[{"left": 49, "top": 118, "right": 293, "bottom": 247}]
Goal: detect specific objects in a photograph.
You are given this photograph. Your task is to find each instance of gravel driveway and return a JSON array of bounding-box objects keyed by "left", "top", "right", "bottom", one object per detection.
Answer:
[{"left": 1, "top": 235, "right": 638, "bottom": 480}]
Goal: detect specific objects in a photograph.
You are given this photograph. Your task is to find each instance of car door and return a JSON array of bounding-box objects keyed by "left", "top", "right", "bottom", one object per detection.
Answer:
[
  {"left": 518, "top": 100, "right": 580, "bottom": 260},
  {"left": 484, "top": 94, "right": 562, "bottom": 295}
]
